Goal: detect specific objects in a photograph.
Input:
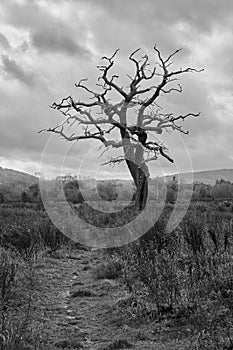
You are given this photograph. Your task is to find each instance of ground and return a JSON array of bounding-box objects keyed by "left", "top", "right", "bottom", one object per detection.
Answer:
[{"left": 32, "top": 247, "right": 192, "bottom": 350}]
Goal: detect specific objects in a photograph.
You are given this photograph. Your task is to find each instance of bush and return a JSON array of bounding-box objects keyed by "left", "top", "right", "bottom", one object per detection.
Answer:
[
  {"left": 0, "top": 226, "right": 41, "bottom": 258},
  {"left": 166, "top": 188, "right": 176, "bottom": 204},
  {"left": 97, "top": 181, "right": 118, "bottom": 202},
  {"left": 21, "top": 191, "right": 28, "bottom": 203},
  {"left": 93, "top": 260, "right": 122, "bottom": 280},
  {"left": 103, "top": 339, "right": 133, "bottom": 349},
  {"left": 63, "top": 180, "right": 84, "bottom": 204},
  {"left": 0, "top": 192, "right": 4, "bottom": 203}
]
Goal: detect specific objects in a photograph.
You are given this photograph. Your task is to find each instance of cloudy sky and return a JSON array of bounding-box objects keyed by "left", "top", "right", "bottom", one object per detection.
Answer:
[{"left": 0, "top": 0, "right": 233, "bottom": 179}]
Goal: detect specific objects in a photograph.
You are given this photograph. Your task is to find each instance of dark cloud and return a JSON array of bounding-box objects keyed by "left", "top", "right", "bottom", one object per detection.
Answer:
[
  {"left": 74, "top": 0, "right": 233, "bottom": 59},
  {"left": 0, "top": 33, "right": 10, "bottom": 49},
  {"left": 31, "top": 26, "right": 90, "bottom": 57},
  {"left": 2, "top": 1, "right": 90, "bottom": 57},
  {"left": 82, "top": 0, "right": 233, "bottom": 33},
  {"left": 1, "top": 55, "right": 35, "bottom": 86}
]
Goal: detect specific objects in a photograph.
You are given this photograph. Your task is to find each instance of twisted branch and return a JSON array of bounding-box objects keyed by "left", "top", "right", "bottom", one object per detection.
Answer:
[{"left": 42, "top": 45, "right": 203, "bottom": 168}]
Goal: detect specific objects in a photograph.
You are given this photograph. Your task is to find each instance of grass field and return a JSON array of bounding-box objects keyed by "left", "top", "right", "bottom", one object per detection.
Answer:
[{"left": 1, "top": 200, "right": 233, "bottom": 349}]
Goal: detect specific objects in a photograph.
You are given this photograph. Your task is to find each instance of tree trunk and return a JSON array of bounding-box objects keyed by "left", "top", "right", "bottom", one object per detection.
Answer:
[
  {"left": 134, "top": 167, "right": 149, "bottom": 211},
  {"left": 121, "top": 138, "right": 149, "bottom": 210},
  {"left": 131, "top": 145, "right": 149, "bottom": 211},
  {"left": 119, "top": 119, "right": 149, "bottom": 211}
]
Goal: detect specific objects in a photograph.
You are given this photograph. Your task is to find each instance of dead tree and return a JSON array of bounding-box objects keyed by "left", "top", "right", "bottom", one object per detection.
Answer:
[{"left": 42, "top": 45, "right": 203, "bottom": 210}]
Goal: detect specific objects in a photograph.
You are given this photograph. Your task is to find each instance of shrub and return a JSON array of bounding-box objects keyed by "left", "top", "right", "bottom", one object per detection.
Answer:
[
  {"left": 97, "top": 181, "right": 118, "bottom": 202},
  {"left": 93, "top": 260, "right": 122, "bottom": 280},
  {"left": 0, "top": 226, "right": 41, "bottom": 258},
  {"left": 63, "top": 180, "right": 84, "bottom": 204},
  {"left": 21, "top": 191, "right": 28, "bottom": 203},
  {"left": 0, "top": 192, "right": 4, "bottom": 203},
  {"left": 218, "top": 203, "right": 226, "bottom": 212},
  {"left": 28, "top": 182, "right": 40, "bottom": 201},
  {"left": 103, "top": 339, "right": 133, "bottom": 350}
]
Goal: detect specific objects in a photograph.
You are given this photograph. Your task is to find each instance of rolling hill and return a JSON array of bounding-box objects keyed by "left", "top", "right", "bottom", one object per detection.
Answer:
[
  {"left": 164, "top": 168, "right": 233, "bottom": 185},
  {"left": 1, "top": 166, "right": 233, "bottom": 201},
  {"left": 0, "top": 166, "right": 38, "bottom": 200}
]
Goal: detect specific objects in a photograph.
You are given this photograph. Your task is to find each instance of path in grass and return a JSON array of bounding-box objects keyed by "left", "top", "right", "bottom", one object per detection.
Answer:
[{"left": 35, "top": 248, "right": 191, "bottom": 350}]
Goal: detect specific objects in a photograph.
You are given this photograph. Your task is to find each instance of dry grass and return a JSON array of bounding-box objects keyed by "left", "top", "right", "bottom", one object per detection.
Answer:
[{"left": 1, "top": 201, "right": 233, "bottom": 349}]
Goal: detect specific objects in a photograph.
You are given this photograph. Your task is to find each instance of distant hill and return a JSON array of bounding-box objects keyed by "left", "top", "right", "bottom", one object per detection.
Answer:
[
  {"left": 1, "top": 166, "right": 233, "bottom": 201},
  {"left": 51, "top": 169, "right": 233, "bottom": 188},
  {"left": 164, "top": 169, "right": 233, "bottom": 185},
  {"left": 0, "top": 166, "right": 37, "bottom": 201}
]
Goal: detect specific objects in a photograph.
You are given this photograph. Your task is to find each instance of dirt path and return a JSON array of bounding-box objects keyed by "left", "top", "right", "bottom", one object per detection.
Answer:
[{"left": 34, "top": 249, "right": 190, "bottom": 350}]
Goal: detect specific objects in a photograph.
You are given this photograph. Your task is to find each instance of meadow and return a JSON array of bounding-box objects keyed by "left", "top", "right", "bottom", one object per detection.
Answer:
[{"left": 1, "top": 200, "right": 233, "bottom": 349}]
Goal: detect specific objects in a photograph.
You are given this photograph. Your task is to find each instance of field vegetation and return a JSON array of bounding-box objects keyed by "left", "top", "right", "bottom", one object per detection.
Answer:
[{"left": 1, "top": 182, "right": 233, "bottom": 349}]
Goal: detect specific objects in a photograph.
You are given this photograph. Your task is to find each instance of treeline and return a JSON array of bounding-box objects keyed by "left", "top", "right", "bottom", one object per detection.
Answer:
[
  {"left": 0, "top": 178, "right": 134, "bottom": 204},
  {"left": 1, "top": 176, "right": 233, "bottom": 205},
  {"left": 192, "top": 178, "right": 233, "bottom": 200},
  {"left": 0, "top": 182, "right": 41, "bottom": 204},
  {"left": 62, "top": 179, "right": 119, "bottom": 203},
  {"left": 164, "top": 177, "right": 233, "bottom": 203}
]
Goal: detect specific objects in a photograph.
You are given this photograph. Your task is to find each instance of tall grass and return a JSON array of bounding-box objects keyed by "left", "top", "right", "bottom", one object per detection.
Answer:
[
  {"left": 1, "top": 201, "right": 233, "bottom": 349},
  {"left": 0, "top": 203, "right": 66, "bottom": 350},
  {"left": 111, "top": 203, "right": 233, "bottom": 349},
  {"left": 0, "top": 204, "right": 69, "bottom": 257},
  {"left": 0, "top": 247, "right": 44, "bottom": 350}
]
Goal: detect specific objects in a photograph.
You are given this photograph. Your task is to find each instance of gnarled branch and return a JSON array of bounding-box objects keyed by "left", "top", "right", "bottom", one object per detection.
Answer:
[{"left": 43, "top": 45, "right": 203, "bottom": 174}]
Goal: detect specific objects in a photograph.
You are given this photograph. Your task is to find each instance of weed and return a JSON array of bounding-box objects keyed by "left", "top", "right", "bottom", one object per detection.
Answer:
[
  {"left": 103, "top": 339, "right": 133, "bottom": 349},
  {"left": 93, "top": 260, "right": 122, "bottom": 280},
  {"left": 0, "top": 247, "right": 43, "bottom": 350},
  {"left": 70, "top": 289, "right": 96, "bottom": 298}
]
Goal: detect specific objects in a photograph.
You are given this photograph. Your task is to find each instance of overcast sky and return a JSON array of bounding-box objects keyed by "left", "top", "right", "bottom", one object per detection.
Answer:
[{"left": 0, "top": 0, "right": 233, "bottom": 179}]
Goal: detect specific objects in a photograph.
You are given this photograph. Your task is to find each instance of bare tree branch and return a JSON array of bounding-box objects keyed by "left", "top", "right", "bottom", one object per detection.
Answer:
[
  {"left": 44, "top": 125, "right": 105, "bottom": 142},
  {"left": 161, "top": 83, "right": 182, "bottom": 94},
  {"left": 43, "top": 44, "right": 203, "bottom": 200},
  {"left": 164, "top": 48, "right": 183, "bottom": 64},
  {"left": 170, "top": 112, "right": 200, "bottom": 122},
  {"left": 97, "top": 49, "right": 128, "bottom": 99},
  {"left": 102, "top": 156, "right": 125, "bottom": 166},
  {"left": 136, "top": 45, "right": 203, "bottom": 127}
]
